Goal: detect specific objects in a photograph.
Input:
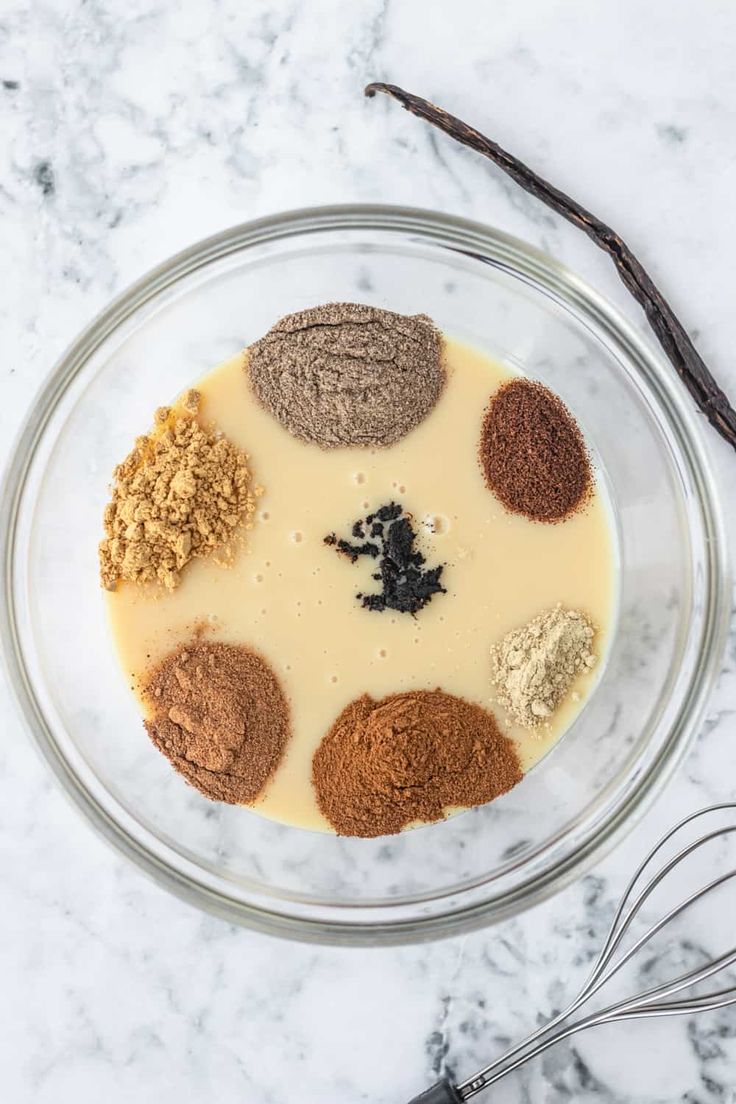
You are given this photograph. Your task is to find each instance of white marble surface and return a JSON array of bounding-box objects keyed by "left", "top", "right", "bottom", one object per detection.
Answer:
[{"left": 3, "top": 1, "right": 736, "bottom": 1101}]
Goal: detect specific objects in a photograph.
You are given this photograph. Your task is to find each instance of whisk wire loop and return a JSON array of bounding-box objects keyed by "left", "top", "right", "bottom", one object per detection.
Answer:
[{"left": 449, "top": 804, "right": 736, "bottom": 1102}]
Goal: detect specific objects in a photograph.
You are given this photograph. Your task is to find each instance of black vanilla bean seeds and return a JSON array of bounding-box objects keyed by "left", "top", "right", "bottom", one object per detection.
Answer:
[{"left": 324, "top": 502, "right": 446, "bottom": 614}]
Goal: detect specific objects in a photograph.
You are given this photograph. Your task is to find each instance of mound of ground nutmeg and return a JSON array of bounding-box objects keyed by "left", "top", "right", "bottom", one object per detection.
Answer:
[
  {"left": 479, "top": 378, "right": 591, "bottom": 523},
  {"left": 246, "top": 302, "right": 445, "bottom": 448},
  {"left": 312, "top": 689, "right": 522, "bottom": 837},
  {"left": 142, "top": 641, "right": 290, "bottom": 804},
  {"left": 99, "top": 390, "right": 257, "bottom": 591}
]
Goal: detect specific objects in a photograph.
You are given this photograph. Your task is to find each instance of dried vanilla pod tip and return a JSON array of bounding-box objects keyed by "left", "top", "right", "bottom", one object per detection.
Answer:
[
  {"left": 366, "top": 81, "right": 736, "bottom": 455},
  {"left": 246, "top": 302, "right": 445, "bottom": 448}
]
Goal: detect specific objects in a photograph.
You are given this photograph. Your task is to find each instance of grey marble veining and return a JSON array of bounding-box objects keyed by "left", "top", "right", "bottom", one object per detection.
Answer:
[{"left": 3, "top": 2, "right": 736, "bottom": 1102}]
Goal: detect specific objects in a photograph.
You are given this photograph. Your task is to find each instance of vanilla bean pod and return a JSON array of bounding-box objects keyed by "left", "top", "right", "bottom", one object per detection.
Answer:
[{"left": 365, "top": 81, "right": 736, "bottom": 452}]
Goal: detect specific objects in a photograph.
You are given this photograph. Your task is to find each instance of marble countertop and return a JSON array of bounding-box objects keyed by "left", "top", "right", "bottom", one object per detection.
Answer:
[{"left": 4, "top": 2, "right": 736, "bottom": 1101}]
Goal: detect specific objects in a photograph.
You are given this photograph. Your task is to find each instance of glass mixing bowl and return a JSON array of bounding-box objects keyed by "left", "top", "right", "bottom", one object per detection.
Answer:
[{"left": 1, "top": 206, "right": 728, "bottom": 944}]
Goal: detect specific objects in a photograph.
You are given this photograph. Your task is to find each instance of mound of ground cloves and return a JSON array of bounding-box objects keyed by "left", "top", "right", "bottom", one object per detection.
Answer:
[{"left": 479, "top": 379, "right": 591, "bottom": 523}]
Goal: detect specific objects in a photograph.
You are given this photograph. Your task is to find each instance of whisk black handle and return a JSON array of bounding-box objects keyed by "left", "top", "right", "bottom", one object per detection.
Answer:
[{"left": 405, "top": 1078, "right": 464, "bottom": 1104}]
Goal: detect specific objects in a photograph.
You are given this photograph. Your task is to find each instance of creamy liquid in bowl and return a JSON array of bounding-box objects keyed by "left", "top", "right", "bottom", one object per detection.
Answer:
[{"left": 105, "top": 337, "right": 617, "bottom": 831}]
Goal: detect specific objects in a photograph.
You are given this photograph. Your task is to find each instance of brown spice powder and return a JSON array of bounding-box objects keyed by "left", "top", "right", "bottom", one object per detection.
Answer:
[
  {"left": 479, "top": 379, "right": 592, "bottom": 523},
  {"left": 99, "top": 390, "right": 257, "bottom": 591},
  {"left": 142, "top": 641, "right": 290, "bottom": 804},
  {"left": 312, "top": 689, "right": 522, "bottom": 837},
  {"left": 246, "top": 302, "right": 445, "bottom": 448}
]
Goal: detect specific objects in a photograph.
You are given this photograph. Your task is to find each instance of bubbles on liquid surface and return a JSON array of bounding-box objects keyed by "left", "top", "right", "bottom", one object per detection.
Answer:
[
  {"left": 353, "top": 472, "right": 366, "bottom": 485},
  {"left": 423, "top": 514, "right": 449, "bottom": 536},
  {"left": 291, "top": 531, "right": 303, "bottom": 544}
]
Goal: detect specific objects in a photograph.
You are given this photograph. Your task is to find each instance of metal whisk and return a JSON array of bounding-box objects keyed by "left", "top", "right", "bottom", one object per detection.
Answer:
[{"left": 408, "top": 804, "right": 736, "bottom": 1103}]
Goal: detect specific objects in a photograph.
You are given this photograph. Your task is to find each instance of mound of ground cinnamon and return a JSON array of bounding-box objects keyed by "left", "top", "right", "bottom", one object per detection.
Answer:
[
  {"left": 99, "top": 390, "right": 257, "bottom": 591},
  {"left": 142, "top": 641, "right": 289, "bottom": 804},
  {"left": 312, "top": 689, "right": 522, "bottom": 837},
  {"left": 246, "top": 302, "right": 445, "bottom": 448},
  {"left": 479, "top": 379, "right": 591, "bottom": 523}
]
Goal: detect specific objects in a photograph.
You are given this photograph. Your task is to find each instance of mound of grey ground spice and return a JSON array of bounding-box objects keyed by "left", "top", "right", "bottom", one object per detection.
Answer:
[
  {"left": 142, "top": 641, "right": 290, "bottom": 804},
  {"left": 312, "top": 689, "right": 522, "bottom": 837},
  {"left": 324, "top": 501, "right": 445, "bottom": 614},
  {"left": 491, "top": 605, "right": 597, "bottom": 728},
  {"left": 99, "top": 390, "right": 258, "bottom": 591},
  {"left": 479, "top": 379, "right": 592, "bottom": 523},
  {"left": 246, "top": 302, "right": 446, "bottom": 448}
]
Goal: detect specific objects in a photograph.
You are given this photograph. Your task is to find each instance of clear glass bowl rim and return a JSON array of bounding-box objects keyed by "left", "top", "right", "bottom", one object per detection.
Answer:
[{"left": 1, "top": 204, "right": 729, "bottom": 945}]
